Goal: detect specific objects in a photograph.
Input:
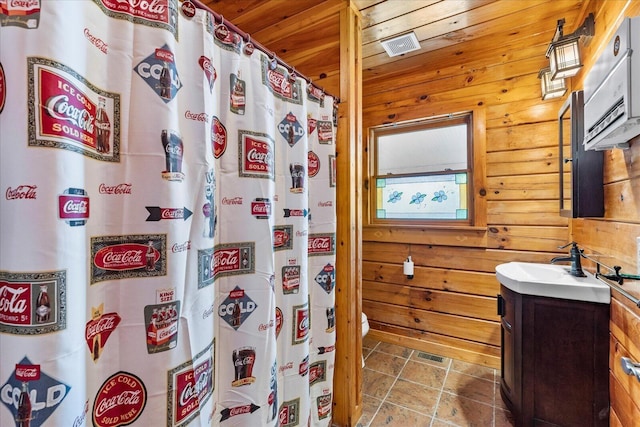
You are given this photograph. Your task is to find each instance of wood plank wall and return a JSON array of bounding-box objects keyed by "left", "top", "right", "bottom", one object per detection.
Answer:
[
  {"left": 360, "top": 0, "right": 621, "bottom": 370},
  {"left": 570, "top": 1, "right": 640, "bottom": 424}
]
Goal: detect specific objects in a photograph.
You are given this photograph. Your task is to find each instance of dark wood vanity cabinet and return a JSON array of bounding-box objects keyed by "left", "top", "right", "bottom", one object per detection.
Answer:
[{"left": 498, "top": 285, "right": 609, "bottom": 427}]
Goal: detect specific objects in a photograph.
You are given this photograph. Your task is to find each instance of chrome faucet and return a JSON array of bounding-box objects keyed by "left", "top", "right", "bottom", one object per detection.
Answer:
[{"left": 550, "top": 242, "right": 586, "bottom": 277}]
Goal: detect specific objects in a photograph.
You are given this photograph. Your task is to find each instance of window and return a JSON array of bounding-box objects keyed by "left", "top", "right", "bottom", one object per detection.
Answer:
[{"left": 370, "top": 113, "right": 474, "bottom": 224}]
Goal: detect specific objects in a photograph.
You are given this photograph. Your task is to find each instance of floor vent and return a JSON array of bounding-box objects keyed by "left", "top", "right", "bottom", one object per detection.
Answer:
[
  {"left": 417, "top": 352, "right": 444, "bottom": 363},
  {"left": 380, "top": 32, "right": 421, "bottom": 57}
]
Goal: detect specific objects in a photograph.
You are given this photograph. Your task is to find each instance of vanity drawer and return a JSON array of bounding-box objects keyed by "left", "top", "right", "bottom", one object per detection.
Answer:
[{"left": 609, "top": 296, "right": 640, "bottom": 425}]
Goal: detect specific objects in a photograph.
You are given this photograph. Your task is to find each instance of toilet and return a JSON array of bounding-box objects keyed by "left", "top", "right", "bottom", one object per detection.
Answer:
[
  {"left": 361, "top": 312, "right": 369, "bottom": 337},
  {"left": 361, "top": 312, "right": 370, "bottom": 367}
]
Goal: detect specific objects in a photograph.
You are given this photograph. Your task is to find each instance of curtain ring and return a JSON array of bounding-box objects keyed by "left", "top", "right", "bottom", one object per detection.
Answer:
[
  {"left": 288, "top": 67, "right": 297, "bottom": 83},
  {"left": 215, "top": 15, "right": 229, "bottom": 41},
  {"left": 269, "top": 52, "right": 278, "bottom": 70},
  {"left": 243, "top": 34, "right": 255, "bottom": 56}
]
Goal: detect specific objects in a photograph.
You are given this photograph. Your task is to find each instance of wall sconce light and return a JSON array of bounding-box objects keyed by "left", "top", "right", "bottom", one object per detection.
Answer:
[
  {"left": 545, "top": 13, "right": 595, "bottom": 81},
  {"left": 538, "top": 67, "right": 567, "bottom": 100}
]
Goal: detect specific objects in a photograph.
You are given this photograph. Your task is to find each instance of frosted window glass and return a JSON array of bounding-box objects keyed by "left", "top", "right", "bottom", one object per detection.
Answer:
[{"left": 377, "top": 124, "right": 467, "bottom": 175}]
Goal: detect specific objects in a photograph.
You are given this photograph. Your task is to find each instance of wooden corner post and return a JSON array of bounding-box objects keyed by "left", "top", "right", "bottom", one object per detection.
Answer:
[{"left": 333, "top": 1, "right": 363, "bottom": 426}]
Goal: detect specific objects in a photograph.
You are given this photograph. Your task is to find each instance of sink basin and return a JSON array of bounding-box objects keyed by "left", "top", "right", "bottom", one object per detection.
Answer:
[{"left": 496, "top": 262, "right": 611, "bottom": 304}]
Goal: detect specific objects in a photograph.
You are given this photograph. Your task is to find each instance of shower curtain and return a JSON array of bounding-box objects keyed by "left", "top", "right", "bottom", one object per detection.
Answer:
[{"left": 0, "top": 1, "right": 337, "bottom": 426}]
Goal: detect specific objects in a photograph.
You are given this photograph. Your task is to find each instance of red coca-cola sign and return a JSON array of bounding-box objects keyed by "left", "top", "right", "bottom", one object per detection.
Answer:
[
  {"left": 293, "top": 304, "right": 309, "bottom": 344},
  {"left": 198, "top": 56, "right": 216, "bottom": 91},
  {"left": 39, "top": 69, "right": 97, "bottom": 149},
  {"left": 307, "top": 84, "right": 325, "bottom": 102},
  {"left": 242, "top": 133, "right": 274, "bottom": 177},
  {"left": 94, "top": 244, "right": 158, "bottom": 270},
  {"left": 0, "top": 283, "right": 31, "bottom": 326},
  {"left": 174, "top": 358, "right": 212, "bottom": 424},
  {"left": 93, "top": 372, "right": 146, "bottom": 427},
  {"left": 15, "top": 364, "right": 41, "bottom": 382},
  {"left": 59, "top": 194, "right": 90, "bottom": 220},
  {"left": 213, "top": 248, "right": 240, "bottom": 275},
  {"left": 85, "top": 312, "right": 121, "bottom": 354},
  {"left": 266, "top": 67, "right": 293, "bottom": 99},
  {"left": 229, "top": 288, "right": 244, "bottom": 299},
  {"left": 309, "top": 361, "right": 326, "bottom": 386},
  {"left": 29, "top": 58, "right": 120, "bottom": 161},
  {"left": 273, "top": 230, "right": 290, "bottom": 249},
  {"left": 299, "top": 355, "right": 309, "bottom": 376},
  {"left": 251, "top": 199, "right": 271, "bottom": 218},
  {"left": 307, "top": 117, "right": 317, "bottom": 134},
  {"left": 97, "top": 0, "right": 174, "bottom": 27},
  {"left": 212, "top": 116, "right": 226, "bottom": 158},
  {"left": 308, "top": 151, "right": 320, "bottom": 178},
  {"left": 308, "top": 234, "right": 335, "bottom": 256}
]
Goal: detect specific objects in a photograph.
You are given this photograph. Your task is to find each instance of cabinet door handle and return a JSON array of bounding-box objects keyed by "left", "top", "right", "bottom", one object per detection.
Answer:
[
  {"left": 621, "top": 357, "right": 640, "bottom": 382},
  {"left": 497, "top": 294, "right": 504, "bottom": 316}
]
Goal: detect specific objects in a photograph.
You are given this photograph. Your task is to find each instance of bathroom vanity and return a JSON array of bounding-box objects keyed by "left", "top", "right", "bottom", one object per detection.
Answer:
[{"left": 496, "top": 262, "right": 610, "bottom": 427}]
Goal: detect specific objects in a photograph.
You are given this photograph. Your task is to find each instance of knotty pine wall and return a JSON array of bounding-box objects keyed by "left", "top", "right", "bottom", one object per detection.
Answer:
[
  {"left": 362, "top": 0, "right": 640, "bottom": 371},
  {"left": 572, "top": 2, "right": 640, "bottom": 424}
]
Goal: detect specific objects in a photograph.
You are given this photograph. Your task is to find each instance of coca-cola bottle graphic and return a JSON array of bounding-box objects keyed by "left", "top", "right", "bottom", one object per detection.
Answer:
[
  {"left": 92, "top": 335, "right": 101, "bottom": 361},
  {"left": 145, "top": 241, "right": 156, "bottom": 271},
  {"left": 147, "top": 308, "right": 158, "bottom": 345},
  {"left": 16, "top": 381, "right": 32, "bottom": 427},
  {"left": 241, "top": 249, "right": 249, "bottom": 269},
  {"left": 232, "top": 300, "right": 241, "bottom": 328},
  {"left": 289, "top": 163, "right": 305, "bottom": 191},
  {"left": 326, "top": 307, "right": 335, "bottom": 331},
  {"left": 161, "top": 130, "right": 184, "bottom": 175},
  {"left": 95, "top": 96, "right": 111, "bottom": 154},
  {"left": 288, "top": 123, "right": 294, "bottom": 146},
  {"left": 35, "top": 284, "right": 50, "bottom": 323},
  {"left": 159, "top": 61, "right": 172, "bottom": 100},
  {"left": 230, "top": 71, "right": 245, "bottom": 115}
]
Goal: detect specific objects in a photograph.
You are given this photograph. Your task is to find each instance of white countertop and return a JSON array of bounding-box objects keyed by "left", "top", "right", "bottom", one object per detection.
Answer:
[{"left": 496, "top": 262, "right": 611, "bottom": 304}]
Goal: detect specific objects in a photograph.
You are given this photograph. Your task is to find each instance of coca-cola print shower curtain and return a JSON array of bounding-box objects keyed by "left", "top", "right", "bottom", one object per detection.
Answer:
[{"left": 0, "top": 1, "right": 337, "bottom": 426}]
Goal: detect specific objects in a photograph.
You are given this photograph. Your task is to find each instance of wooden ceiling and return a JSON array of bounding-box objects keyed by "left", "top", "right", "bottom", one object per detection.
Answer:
[{"left": 199, "top": 0, "right": 587, "bottom": 98}]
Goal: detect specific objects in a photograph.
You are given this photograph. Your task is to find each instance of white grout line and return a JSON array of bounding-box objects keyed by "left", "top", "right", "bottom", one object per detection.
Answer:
[
  {"left": 429, "top": 356, "right": 452, "bottom": 427},
  {"left": 363, "top": 348, "right": 414, "bottom": 426},
  {"left": 361, "top": 345, "right": 502, "bottom": 427}
]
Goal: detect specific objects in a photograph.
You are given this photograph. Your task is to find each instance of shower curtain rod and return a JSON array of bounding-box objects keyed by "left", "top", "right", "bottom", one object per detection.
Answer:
[{"left": 190, "top": 0, "right": 340, "bottom": 103}]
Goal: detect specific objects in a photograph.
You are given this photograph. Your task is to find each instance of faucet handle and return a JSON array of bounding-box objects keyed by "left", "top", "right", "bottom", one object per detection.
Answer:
[{"left": 558, "top": 242, "right": 583, "bottom": 255}]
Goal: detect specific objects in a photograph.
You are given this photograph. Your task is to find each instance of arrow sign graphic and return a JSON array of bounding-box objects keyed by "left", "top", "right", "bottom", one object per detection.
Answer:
[
  {"left": 283, "top": 208, "right": 308, "bottom": 218},
  {"left": 146, "top": 206, "right": 193, "bottom": 221}
]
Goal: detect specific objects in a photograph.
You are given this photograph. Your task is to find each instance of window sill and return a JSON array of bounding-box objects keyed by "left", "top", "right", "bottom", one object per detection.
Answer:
[{"left": 363, "top": 224, "right": 488, "bottom": 247}]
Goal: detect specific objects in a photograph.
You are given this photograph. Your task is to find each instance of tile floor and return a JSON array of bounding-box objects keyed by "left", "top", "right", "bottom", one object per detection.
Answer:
[{"left": 357, "top": 336, "right": 515, "bottom": 427}]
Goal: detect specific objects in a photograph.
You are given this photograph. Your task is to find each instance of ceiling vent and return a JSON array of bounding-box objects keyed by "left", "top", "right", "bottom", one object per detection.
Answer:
[{"left": 381, "top": 32, "right": 421, "bottom": 57}]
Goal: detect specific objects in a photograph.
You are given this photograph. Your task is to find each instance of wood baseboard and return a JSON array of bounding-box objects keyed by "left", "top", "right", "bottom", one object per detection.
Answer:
[{"left": 367, "top": 326, "right": 500, "bottom": 369}]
